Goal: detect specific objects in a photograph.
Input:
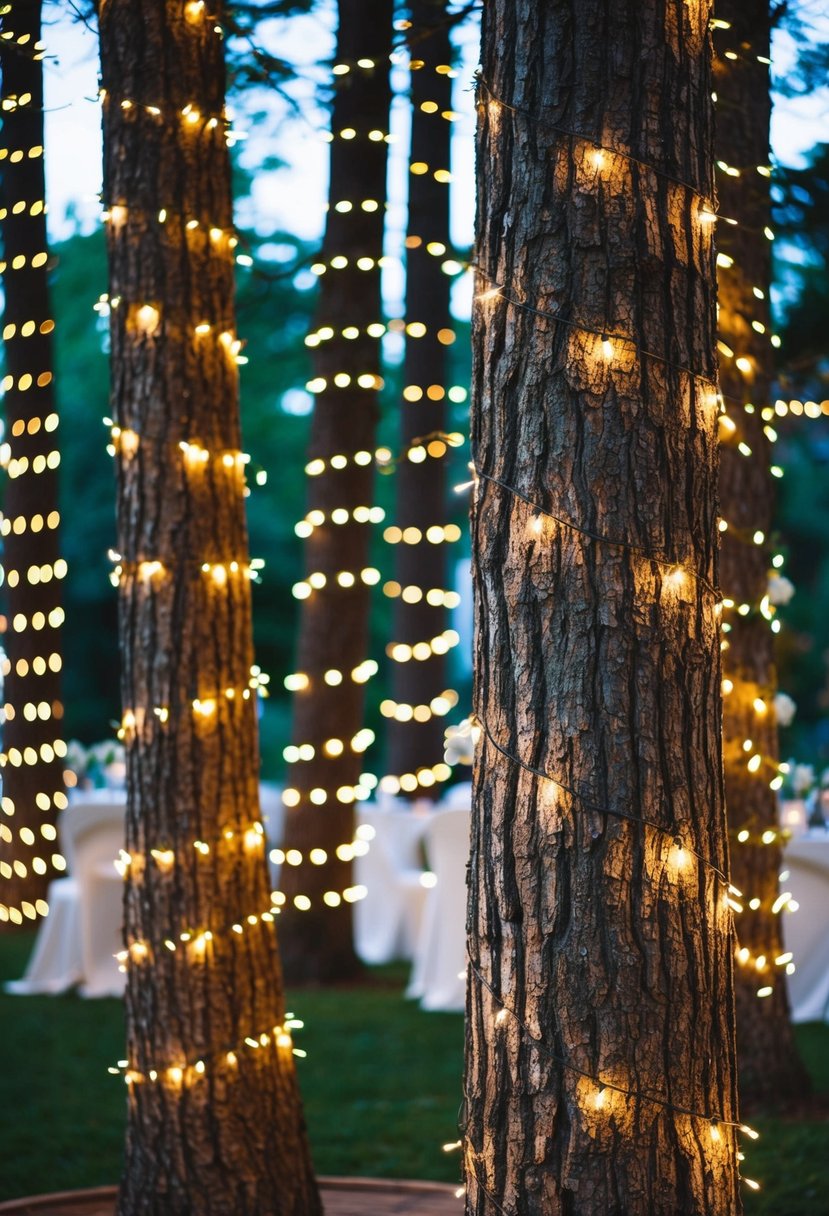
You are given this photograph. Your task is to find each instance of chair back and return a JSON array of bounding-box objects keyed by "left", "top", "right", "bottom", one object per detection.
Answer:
[
  {"left": 59, "top": 800, "right": 126, "bottom": 879},
  {"left": 353, "top": 806, "right": 429, "bottom": 964},
  {"left": 424, "top": 807, "right": 470, "bottom": 895},
  {"left": 406, "top": 808, "right": 470, "bottom": 1011},
  {"left": 59, "top": 800, "right": 127, "bottom": 996}
]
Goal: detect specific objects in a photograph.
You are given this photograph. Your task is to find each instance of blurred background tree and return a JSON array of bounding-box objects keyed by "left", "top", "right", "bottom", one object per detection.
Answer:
[{"left": 772, "top": 139, "right": 829, "bottom": 769}]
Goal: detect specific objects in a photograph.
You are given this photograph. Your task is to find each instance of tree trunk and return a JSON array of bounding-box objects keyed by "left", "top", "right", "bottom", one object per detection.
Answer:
[
  {"left": 713, "top": 1, "right": 811, "bottom": 1107},
  {"left": 0, "top": 0, "right": 67, "bottom": 929},
  {"left": 278, "top": 0, "right": 393, "bottom": 984},
  {"left": 100, "top": 3, "right": 321, "bottom": 1212},
  {"left": 465, "top": 2, "right": 744, "bottom": 1213},
  {"left": 384, "top": 1, "right": 455, "bottom": 802}
]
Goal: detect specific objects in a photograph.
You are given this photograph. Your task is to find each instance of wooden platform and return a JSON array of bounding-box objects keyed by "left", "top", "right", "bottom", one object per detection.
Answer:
[{"left": 0, "top": 1178, "right": 461, "bottom": 1216}]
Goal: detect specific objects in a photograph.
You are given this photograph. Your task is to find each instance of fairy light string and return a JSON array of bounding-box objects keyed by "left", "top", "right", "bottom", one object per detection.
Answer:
[
  {"left": 474, "top": 715, "right": 730, "bottom": 885},
  {"left": 477, "top": 75, "right": 716, "bottom": 206},
  {"left": 283, "top": 22, "right": 470, "bottom": 826},
  {"left": 0, "top": 2, "right": 68, "bottom": 926},
  {"left": 468, "top": 959, "right": 757, "bottom": 1135},
  {"left": 708, "top": 12, "right": 806, "bottom": 1024},
  {"left": 465, "top": 107, "right": 794, "bottom": 1008},
  {"left": 473, "top": 464, "right": 720, "bottom": 600},
  {"left": 109, "top": 1008, "right": 308, "bottom": 1088},
  {"left": 379, "top": 8, "right": 463, "bottom": 803},
  {"left": 462, "top": 13, "right": 776, "bottom": 1200},
  {"left": 274, "top": 11, "right": 398, "bottom": 947},
  {"left": 99, "top": 0, "right": 325, "bottom": 1141}
]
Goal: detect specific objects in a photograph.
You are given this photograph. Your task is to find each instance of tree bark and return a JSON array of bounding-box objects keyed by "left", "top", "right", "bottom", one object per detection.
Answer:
[
  {"left": 465, "top": 2, "right": 743, "bottom": 1213},
  {"left": 278, "top": 0, "right": 393, "bottom": 984},
  {"left": 384, "top": 1, "right": 455, "bottom": 801},
  {"left": 100, "top": 3, "right": 321, "bottom": 1212},
  {"left": 713, "top": 0, "right": 810, "bottom": 1107},
  {"left": 0, "top": 0, "right": 67, "bottom": 929}
]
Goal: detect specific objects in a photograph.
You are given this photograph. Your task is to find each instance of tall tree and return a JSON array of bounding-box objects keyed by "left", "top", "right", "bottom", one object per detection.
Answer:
[
  {"left": 712, "top": 1, "right": 810, "bottom": 1106},
  {"left": 465, "top": 1, "right": 745, "bottom": 1212},
  {"left": 0, "top": 0, "right": 67, "bottom": 929},
  {"left": 384, "top": 1, "right": 457, "bottom": 800},
  {"left": 100, "top": 2, "right": 320, "bottom": 1210},
  {"left": 278, "top": 0, "right": 393, "bottom": 983}
]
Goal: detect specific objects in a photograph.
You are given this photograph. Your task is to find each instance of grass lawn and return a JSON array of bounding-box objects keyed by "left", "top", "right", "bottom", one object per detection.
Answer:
[{"left": 1, "top": 931, "right": 827, "bottom": 1213}]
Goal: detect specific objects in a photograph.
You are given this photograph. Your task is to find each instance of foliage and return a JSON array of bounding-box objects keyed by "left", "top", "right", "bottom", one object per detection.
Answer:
[{"left": 0, "top": 932, "right": 826, "bottom": 1212}]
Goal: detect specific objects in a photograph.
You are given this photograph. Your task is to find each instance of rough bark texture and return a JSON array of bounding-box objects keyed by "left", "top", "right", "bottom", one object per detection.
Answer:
[
  {"left": 465, "top": 2, "right": 743, "bottom": 1213},
  {"left": 100, "top": 4, "right": 321, "bottom": 1212},
  {"left": 713, "top": 1, "right": 810, "bottom": 1107},
  {"left": 0, "top": 0, "right": 67, "bottom": 928},
  {"left": 279, "top": 0, "right": 393, "bottom": 983},
  {"left": 385, "top": 2, "right": 453, "bottom": 800}
]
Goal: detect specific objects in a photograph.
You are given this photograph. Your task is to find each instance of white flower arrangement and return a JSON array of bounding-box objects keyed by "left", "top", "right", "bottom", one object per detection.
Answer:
[
  {"left": 65, "top": 738, "right": 126, "bottom": 789},
  {"left": 791, "top": 763, "right": 816, "bottom": 797}
]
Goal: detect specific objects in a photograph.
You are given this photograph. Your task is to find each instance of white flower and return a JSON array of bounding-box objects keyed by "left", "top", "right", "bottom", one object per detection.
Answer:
[
  {"left": 774, "top": 691, "right": 797, "bottom": 727},
  {"left": 65, "top": 739, "right": 89, "bottom": 775},
  {"left": 89, "top": 739, "right": 125, "bottom": 767},
  {"left": 444, "top": 718, "right": 477, "bottom": 766},
  {"left": 792, "top": 763, "right": 815, "bottom": 796},
  {"left": 767, "top": 574, "right": 795, "bottom": 606}
]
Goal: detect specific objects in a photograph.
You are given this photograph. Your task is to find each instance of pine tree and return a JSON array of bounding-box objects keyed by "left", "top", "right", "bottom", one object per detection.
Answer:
[
  {"left": 0, "top": 0, "right": 68, "bottom": 929},
  {"left": 100, "top": 2, "right": 320, "bottom": 1210},
  {"left": 278, "top": 0, "right": 393, "bottom": 984},
  {"left": 713, "top": 0, "right": 810, "bottom": 1107},
  {"left": 465, "top": 1, "right": 744, "bottom": 1211}
]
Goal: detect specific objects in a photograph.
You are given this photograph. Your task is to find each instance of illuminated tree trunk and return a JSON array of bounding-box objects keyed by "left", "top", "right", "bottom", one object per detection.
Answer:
[
  {"left": 100, "top": 3, "right": 320, "bottom": 1211},
  {"left": 279, "top": 0, "right": 393, "bottom": 984},
  {"left": 0, "top": 0, "right": 67, "bottom": 929},
  {"left": 713, "top": 1, "right": 810, "bottom": 1107},
  {"left": 384, "top": 1, "right": 454, "bottom": 801},
  {"left": 465, "top": 2, "right": 743, "bottom": 1213}
]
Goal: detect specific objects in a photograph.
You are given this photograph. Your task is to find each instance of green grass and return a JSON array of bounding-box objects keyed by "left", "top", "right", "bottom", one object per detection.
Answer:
[
  {"left": 1, "top": 931, "right": 827, "bottom": 1213},
  {"left": 0, "top": 933, "right": 463, "bottom": 1202}
]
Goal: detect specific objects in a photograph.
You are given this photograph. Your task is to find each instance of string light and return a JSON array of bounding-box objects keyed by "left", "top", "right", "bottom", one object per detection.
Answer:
[
  {"left": 109, "top": 554, "right": 261, "bottom": 589},
  {"left": 99, "top": 89, "right": 239, "bottom": 145},
  {"left": 110, "top": 1012, "right": 306, "bottom": 1089},
  {"left": 280, "top": 41, "right": 392, "bottom": 897},
  {"left": 0, "top": 22, "right": 68, "bottom": 924},
  {"left": 470, "top": 961, "right": 758, "bottom": 1136},
  {"left": 710, "top": 25, "right": 804, "bottom": 1049},
  {"left": 381, "top": 581, "right": 461, "bottom": 608},
  {"left": 302, "top": 431, "right": 463, "bottom": 478},
  {"left": 477, "top": 75, "right": 717, "bottom": 206},
  {"left": 380, "top": 689, "right": 459, "bottom": 723},
  {"left": 472, "top": 466, "right": 719, "bottom": 600}
]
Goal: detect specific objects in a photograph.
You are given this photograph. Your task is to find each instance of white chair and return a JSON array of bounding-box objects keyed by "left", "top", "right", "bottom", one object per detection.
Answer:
[
  {"left": 5, "top": 797, "right": 126, "bottom": 997},
  {"left": 782, "top": 835, "right": 829, "bottom": 1022},
  {"left": 64, "top": 800, "right": 127, "bottom": 998},
  {"left": 353, "top": 805, "right": 430, "bottom": 964},
  {"left": 407, "top": 807, "right": 470, "bottom": 1011}
]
